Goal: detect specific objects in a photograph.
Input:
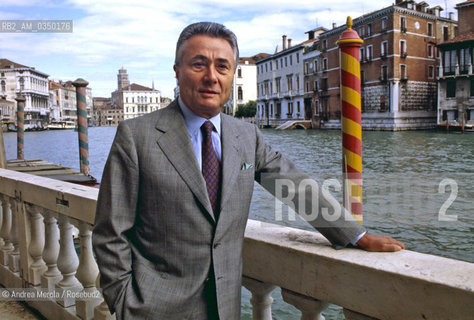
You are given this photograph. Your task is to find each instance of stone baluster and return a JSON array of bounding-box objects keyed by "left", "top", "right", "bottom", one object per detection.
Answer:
[
  {"left": 26, "top": 204, "right": 47, "bottom": 285},
  {"left": 40, "top": 210, "right": 61, "bottom": 290},
  {"left": 343, "top": 308, "right": 379, "bottom": 320},
  {"left": 469, "top": 63, "right": 473, "bottom": 75},
  {"left": 76, "top": 221, "right": 101, "bottom": 320},
  {"left": 282, "top": 289, "right": 329, "bottom": 320},
  {"left": 242, "top": 277, "right": 276, "bottom": 320},
  {"left": 455, "top": 63, "right": 460, "bottom": 76},
  {"left": 56, "top": 214, "right": 82, "bottom": 307},
  {"left": 8, "top": 197, "right": 20, "bottom": 273},
  {"left": 0, "top": 195, "right": 13, "bottom": 265},
  {"left": 94, "top": 274, "right": 116, "bottom": 320}
]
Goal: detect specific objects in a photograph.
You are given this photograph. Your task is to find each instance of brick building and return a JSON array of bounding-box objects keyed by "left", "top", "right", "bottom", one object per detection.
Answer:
[
  {"left": 437, "top": 0, "right": 474, "bottom": 130},
  {"left": 311, "top": 0, "right": 457, "bottom": 130},
  {"left": 303, "top": 27, "right": 327, "bottom": 127}
]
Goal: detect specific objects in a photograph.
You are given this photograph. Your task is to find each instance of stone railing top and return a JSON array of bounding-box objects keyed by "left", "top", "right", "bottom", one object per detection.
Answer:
[
  {"left": 1, "top": 168, "right": 473, "bottom": 319},
  {"left": 243, "top": 220, "right": 474, "bottom": 320},
  {"left": 0, "top": 168, "right": 98, "bottom": 224}
]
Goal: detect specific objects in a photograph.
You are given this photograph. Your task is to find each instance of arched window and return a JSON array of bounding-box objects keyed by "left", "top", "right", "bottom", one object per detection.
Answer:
[
  {"left": 238, "top": 87, "right": 243, "bottom": 100},
  {"left": 19, "top": 77, "right": 25, "bottom": 90},
  {"left": 237, "top": 68, "right": 242, "bottom": 78},
  {"left": 1, "top": 80, "right": 5, "bottom": 92}
]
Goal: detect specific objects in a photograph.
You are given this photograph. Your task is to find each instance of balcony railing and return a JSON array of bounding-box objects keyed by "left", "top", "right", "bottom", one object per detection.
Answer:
[{"left": 0, "top": 168, "right": 473, "bottom": 320}]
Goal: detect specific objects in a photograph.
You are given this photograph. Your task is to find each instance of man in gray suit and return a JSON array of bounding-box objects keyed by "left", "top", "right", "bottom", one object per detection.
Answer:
[{"left": 92, "top": 22, "right": 404, "bottom": 320}]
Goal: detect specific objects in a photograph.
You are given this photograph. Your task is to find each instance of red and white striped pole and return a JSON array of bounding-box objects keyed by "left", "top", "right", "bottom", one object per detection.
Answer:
[
  {"left": 72, "top": 79, "right": 90, "bottom": 176},
  {"left": 337, "top": 17, "right": 364, "bottom": 224}
]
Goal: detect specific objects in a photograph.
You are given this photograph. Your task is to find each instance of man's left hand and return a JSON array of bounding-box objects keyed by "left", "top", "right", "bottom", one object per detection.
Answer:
[{"left": 356, "top": 233, "right": 405, "bottom": 252}]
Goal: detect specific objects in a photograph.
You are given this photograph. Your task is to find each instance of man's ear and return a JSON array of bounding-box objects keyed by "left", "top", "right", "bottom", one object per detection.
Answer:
[{"left": 173, "top": 65, "right": 179, "bottom": 83}]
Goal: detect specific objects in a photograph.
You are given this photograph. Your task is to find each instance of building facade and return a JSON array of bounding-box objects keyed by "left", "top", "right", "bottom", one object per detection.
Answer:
[
  {"left": 256, "top": 36, "right": 313, "bottom": 127},
  {"left": 0, "top": 59, "right": 49, "bottom": 129},
  {"left": 311, "top": 0, "right": 457, "bottom": 130},
  {"left": 437, "top": 0, "right": 474, "bottom": 130},
  {"left": 111, "top": 68, "right": 164, "bottom": 120},
  {"left": 303, "top": 28, "right": 327, "bottom": 127},
  {"left": 92, "top": 97, "right": 124, "bottom": 126},
  {"left": 49, "top": 80, "right": 93, "bottom": 124},
  {"left": 227, "top": 57, "right": 259, "bottom": 115},
  {"left": 0, "top": 97, "right": 15, "bottom": 123}
]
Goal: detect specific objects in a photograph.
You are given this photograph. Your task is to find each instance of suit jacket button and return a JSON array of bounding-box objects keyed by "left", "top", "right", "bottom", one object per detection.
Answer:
[
  {"left": 205, "top": 277, "right": 210, "bottom": 283},
  {"left": 213, "top": 243, "right": 220, "bottom": 249}
]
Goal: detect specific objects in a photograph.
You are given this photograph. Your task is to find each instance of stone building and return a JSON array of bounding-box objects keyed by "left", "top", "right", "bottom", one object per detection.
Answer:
[
  {"left": 0, "top": 97, "right": 15, "bottom": 123},
  {"left": 111, "top": 68, "right": 165, "bottom": 121},
  {"left": 49, "top": 80, "right": 93, "bottom": 124},
  {"left": 437, "top": 0, "right": 474, "bottom": 130},
  {"left": 226, "top": 57, "right": 260, "bottom": 115},
  {"left": 92, "top": 97, "right": 123, "bottom": 126},
  {"left": 312, "top": 0, "right": 457, "bottom": 130},
  {"left": 0, "top": 59, "right": 49, "bottom": 129},
  {"left": 256, "top": 36, "right": 315, "bottom": 127}
]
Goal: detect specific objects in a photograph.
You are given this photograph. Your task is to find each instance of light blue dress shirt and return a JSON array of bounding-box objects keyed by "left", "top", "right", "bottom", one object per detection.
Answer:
[
  {"left": 178, "top": 96, "right": 222, "bottom": 171},
  {"left": 178, "top": 96, "right": 365, "bottom": 245}
]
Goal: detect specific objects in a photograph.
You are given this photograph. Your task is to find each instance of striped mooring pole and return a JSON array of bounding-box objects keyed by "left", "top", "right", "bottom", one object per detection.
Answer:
[
  {"left": 72, "top": 78, "right": 90, "bottom": 176},
  {"left": 337, "top": 17, "right": 364, "bottom": 224},
  {"left": 15, "top": 95, "right": 26, "bottom": 160}
]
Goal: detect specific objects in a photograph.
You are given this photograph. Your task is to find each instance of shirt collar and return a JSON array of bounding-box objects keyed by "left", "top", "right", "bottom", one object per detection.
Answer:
[{"left": 178, "top": 96, "right": 221, "bottom": 136}]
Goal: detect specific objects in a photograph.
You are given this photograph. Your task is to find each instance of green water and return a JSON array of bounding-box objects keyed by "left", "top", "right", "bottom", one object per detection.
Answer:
[{"left": 3, "top": 128, "right": 473, "bottom": 319}]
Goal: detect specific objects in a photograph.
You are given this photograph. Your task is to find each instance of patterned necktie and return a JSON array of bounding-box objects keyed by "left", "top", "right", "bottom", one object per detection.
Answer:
[{"left": 201, "top": 121, "right": 221, "bottom": 216}]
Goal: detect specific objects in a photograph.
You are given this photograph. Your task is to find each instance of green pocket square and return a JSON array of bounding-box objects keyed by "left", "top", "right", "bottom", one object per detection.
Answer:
[{"left": 241, "top": 162, "right": 254, "bottom": 170}]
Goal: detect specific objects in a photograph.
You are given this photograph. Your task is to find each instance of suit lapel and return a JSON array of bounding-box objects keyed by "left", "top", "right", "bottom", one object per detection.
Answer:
[
  {"left": 220, "top": 114, "right": 242, "bottom": 210},
  {"left": 155, "top": 101, "right": 215, "bottom": 222}
]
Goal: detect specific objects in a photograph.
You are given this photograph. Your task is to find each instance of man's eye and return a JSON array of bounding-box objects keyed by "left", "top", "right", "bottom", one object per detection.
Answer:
[
  {"left": 193, "top": 62, "right": 205, "bottom": 67},
  {"left": 217, "top": 64, "right": 230, "bottom": 71}
]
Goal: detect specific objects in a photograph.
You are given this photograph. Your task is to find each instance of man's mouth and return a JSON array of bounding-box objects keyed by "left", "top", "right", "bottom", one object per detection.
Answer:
[{"left": 199, "top": 89, "right": 219, "bottom": 95}]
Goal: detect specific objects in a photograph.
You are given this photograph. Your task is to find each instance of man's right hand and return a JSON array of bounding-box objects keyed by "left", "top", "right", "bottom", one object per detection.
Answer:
[{"left": 356, "top": 233, "right": 405, "bottom": 252}]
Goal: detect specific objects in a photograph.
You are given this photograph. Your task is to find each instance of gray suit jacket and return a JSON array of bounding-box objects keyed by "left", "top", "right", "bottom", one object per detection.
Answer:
[{"left": 92, "top": 100, "right": 365, "bottom": 319}]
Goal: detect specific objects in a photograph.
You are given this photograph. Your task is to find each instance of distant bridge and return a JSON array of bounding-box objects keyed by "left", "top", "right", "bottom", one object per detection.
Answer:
[{"left": 275, "top": 120, "right": 311, "bottom": 130}]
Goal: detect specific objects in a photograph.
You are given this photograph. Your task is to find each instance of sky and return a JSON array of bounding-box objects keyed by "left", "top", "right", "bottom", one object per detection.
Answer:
[{"left": 0, "top": 0, "right": 460, "bottom": 99}]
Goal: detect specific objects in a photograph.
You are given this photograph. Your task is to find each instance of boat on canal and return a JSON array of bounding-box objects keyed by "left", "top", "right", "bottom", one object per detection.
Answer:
[{"left": 47, "top": 120, "right": 76, "bottom": 130}]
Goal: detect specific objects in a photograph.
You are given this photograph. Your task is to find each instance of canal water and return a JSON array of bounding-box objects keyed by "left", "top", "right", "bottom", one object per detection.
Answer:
[{"left": 2, "top": 127, "right": 473, "bottom": 319}]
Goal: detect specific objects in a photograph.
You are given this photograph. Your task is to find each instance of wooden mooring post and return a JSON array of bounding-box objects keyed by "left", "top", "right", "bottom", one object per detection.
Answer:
[{"left": 0, "top": 130, "right": 6, "bottom": 169}]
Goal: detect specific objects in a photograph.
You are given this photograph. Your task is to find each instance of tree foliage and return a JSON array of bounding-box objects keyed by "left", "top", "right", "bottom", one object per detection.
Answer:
[{"left": 235, "top": 100, "right": 256, "bottom": 118}]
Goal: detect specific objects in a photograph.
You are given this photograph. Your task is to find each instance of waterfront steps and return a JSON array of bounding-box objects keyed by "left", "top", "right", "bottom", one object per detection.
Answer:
[{"left": 0, "top": 168, "right": 473, "bottom": 320}]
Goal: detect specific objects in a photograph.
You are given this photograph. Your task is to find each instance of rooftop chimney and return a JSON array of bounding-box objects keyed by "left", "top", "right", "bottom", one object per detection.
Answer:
[
  {"left": 282, "top": 35, "right": 287, "bottom": 50},
  {"left": 288, "top": 38, "right": 292, "bottom": 48},
  {"left": 332, "top": 22, "right": 337, "bottom": 29},
  {"left": 449, "top": 12, "right": 454, "bottom": 20}
]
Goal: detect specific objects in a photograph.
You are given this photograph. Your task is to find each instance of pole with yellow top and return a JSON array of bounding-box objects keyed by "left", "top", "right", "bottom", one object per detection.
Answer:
[{"left": 336, "top": 17, "right": 364, "bottom": 224}]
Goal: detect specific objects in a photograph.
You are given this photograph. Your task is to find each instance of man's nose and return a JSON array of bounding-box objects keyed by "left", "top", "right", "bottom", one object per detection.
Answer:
[{"left": 203, "top": 65, "right": 218, "bottom": 83}]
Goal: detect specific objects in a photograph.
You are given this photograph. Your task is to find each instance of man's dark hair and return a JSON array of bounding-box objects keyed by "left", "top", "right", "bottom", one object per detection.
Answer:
[{"left": 175, "top": 22, "right": 239, "bottom": 68}]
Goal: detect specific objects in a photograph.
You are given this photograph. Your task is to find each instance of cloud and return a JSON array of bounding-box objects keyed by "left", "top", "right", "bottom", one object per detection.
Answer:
[{"left": 0, "top": 0, "right": 461, "bottom": 97}]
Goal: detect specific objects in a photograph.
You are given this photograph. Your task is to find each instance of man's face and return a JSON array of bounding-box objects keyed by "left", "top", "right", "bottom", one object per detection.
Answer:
[{"left": 174, "top": 34, "right": 235, "bottom": 119}]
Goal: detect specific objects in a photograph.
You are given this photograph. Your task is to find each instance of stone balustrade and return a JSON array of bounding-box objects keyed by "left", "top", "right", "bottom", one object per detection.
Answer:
[{"left": 0, "top": 168, "right": 473, "bottom": 320}]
